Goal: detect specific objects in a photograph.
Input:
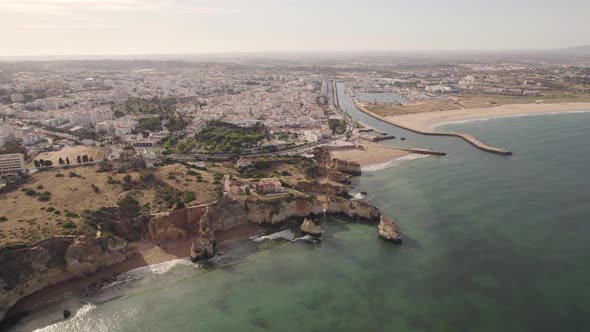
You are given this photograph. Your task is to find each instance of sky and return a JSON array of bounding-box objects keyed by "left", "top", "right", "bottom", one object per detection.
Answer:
[{"left": 1, "top": 0, "right": 589, "bottom": 56}]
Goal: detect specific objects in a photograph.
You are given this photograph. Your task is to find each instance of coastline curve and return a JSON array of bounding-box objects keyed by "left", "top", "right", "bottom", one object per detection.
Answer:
[{"left": 351, "top": 99, "right": 513, "bottom": 156}]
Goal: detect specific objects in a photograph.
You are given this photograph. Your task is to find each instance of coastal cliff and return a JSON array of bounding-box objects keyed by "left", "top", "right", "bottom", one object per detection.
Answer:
[
  {"left": 245, "top": 196, "right": 380, "bottom": 225},
  {"left": 0, "top": 236, "right": 134, "bottom": 322}
]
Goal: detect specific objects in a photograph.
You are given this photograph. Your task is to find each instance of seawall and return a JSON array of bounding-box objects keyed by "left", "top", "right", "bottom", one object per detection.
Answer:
[{"left": 351, "top": 99, "right": 513, "bottom": 156}]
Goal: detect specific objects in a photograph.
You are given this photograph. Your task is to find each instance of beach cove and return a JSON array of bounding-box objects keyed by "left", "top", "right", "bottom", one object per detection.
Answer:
[{"left": 8, "top": 110, "right": 590, "bottom": 332}]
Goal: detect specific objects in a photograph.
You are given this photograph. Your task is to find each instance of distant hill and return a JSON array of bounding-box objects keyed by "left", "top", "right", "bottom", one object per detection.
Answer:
[{"left": 559, "top": 45, "right": 590, "bottom": 55}]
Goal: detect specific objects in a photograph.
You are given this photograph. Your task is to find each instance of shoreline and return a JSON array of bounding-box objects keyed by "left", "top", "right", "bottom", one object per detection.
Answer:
[
  {"left": 4, "top": 223, "right": 265, "bottom": 323},
  {"left": 361, "top": 153, "right": 431, "bottom": 173},
  {"left": 353, "top": 99, "right": 515, "bottom": 155},
  {"left": 386, "top": 102, "right": 590, "bottom": 132},
  {"left": 329, "top": 142, "right": 410, "bottom": 168}
]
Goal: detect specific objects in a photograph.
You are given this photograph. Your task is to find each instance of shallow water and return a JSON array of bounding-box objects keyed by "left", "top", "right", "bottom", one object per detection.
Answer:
[{"left": 10, "top": 112, "right": 590, "bottom": 332}]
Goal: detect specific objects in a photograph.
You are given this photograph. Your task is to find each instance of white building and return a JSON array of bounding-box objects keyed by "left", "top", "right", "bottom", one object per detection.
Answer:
[
  {"left": 304, "top": 130, "right": 322, "bottom": 143},
  {"left": 114, "top": 119, "right": 138, "bottom": 135},
  {"left": 23, "top": 132, "right": 43, "bottom": 146},
  {"left": 65, "top": 109, "right": 113, "bottom": 127},
  {"left": 0, "top": 153, "right": 25, "bottom": 176}
]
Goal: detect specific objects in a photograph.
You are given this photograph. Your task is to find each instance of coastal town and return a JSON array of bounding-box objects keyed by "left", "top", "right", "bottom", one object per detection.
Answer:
[{"left": 0, "top": 55, "right": 589, "bottom": 327}]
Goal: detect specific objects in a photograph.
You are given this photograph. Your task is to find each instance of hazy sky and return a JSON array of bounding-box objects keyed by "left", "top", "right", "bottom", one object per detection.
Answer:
[{"left": 1, "top": 0, "right": 589, "bottom": 56}]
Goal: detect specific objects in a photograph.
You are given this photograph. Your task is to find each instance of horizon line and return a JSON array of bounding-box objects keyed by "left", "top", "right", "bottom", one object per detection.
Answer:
[{"left": 1, "top": 45, "right": 588, "bottom": 61}]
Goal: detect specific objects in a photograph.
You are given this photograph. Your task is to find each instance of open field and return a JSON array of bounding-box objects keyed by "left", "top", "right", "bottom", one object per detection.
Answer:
[
  {"left": 0, "top": 166, "right": 128, "bottom": 246},
  {"left": 153, "top": 163, "right": 220, "bottom": 205},
  {"left": 28, "top": 146, "right": 110, "bottom": 167},
  {"left": 0, "top": 163, "right": 229, "bottom": 247},
  {"left": 386, "top": 102, "right": 590, "bottom": 132},
  {"left": 364, "top": 92, "right": 590, "bottom": 117}
]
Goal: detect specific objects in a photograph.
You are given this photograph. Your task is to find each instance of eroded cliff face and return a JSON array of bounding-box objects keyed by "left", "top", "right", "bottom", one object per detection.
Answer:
[
  {"left": 331, "top": 159, "right": 362, "bottom": 176},
  {"left": 295, "top": 181, "right": 348, "bottom": 197},
  {"left": 148, "top": 206, "right": 207, "bottom": 245},
  {"left": 0, "top": 236, "right": 133, "bottom": 322},
  {"left": 246, "top": 196, "right": 380, "bottom": 225}
]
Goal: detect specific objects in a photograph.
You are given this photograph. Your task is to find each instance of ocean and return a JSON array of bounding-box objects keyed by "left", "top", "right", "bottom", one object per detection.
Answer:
[{"left": 8, "top": 112, "right": 590, "bottom": 331}]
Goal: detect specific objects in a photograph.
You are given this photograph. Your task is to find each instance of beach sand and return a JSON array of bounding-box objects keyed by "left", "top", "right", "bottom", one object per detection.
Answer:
[
  {"left": 6, "top": 223, "right": 265, "bottom": 320},
  {"left": 387, "top": 102, "right": 590, "bottom": 131},
  {"left": 330, "top": 143, "right": 409, "bottom": 168}
]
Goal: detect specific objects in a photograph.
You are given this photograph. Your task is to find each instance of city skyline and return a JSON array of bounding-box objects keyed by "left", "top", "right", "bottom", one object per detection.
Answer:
[{"left": 1, "top": 0, "right": 589, "bottom": 56}]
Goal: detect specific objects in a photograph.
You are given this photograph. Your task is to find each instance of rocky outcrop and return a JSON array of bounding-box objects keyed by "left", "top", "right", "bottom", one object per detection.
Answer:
[
  {"left": 149, "top": 195, "right": 248, "bottom": 248},
  {"left": 295, "top": 181, "right": 348, "bottom": 197},
  {"left": 246, "top": 196, "right": 380, "bottom": 225},
  {"left": 148, "top": 206, "right": 207, "bottom": 245},
  {"left": 0, "top": 236, "right": 134, "bottom": 322},
  {"left": 190, "top": 228, "right": 215, "bottom": 262},
  {"left": 331, "top": 159, "right": 361, "bottom": 176},
  {"left": 300, "top": 218, "right": 321, "bottom": 237},
  {"left": 189, "top": 205, "right": 219, "bottom": 262},
  {"left": 378, "top": 216, "right": 402, "bottom": 243}
]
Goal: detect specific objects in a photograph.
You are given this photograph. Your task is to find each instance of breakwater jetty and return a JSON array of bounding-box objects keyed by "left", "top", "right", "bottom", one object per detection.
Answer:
[{"left": 351, "top": 99, "right": 513, "bottom": 156}]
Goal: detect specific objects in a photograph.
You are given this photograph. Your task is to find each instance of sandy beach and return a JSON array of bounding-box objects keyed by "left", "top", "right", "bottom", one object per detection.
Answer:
[
  {"left": 387, "top": 102, "right": 590, "bottom": 132},
  {"left": 6, "top": 223, "right": 265, "bottom": 320},
  {"left": 330, "top": 143, "right": 409, "bottom": 169}
]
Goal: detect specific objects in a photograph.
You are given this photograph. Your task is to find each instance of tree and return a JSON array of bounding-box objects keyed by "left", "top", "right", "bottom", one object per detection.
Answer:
[
  {"left": 328, "top": 119, "right": 346, "bottom": 135},
  {"left": 39, "top": 159, "right": 45, "bottom": 167},
  {"left": 58, "top": 157, "right": 64, "bottom": 165},
  {"left": 82, "top": 155, "right": 89, "bottom": 163},
  {"left": 34, "top": 160, "right": 40, "bottom": 168},
  {"left": 66, "top": 157, "right": 70, "bottom": 165},
  {"left": 76, "top": 155, "right": 82, "bottom": 163},
  {"left": 89, "top": 157, "right": 94, "bottom": 162},
  {"left": 45, "top": 160, "right": 53, "bottom": 167}
]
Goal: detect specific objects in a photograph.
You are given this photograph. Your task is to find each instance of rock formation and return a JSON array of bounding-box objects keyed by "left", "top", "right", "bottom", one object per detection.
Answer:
[
  {"left": 190, "top": 228, "right": 215, "bottom": 262},
  {"left": 378, "top": 216, "right": 403, "bottom": 243},
  {"left": 0, "top": 236, "right": 134, "bottom": 322},
  {"left": 300, "top": 218, "right": 321, "bottom": 237},
  {"left": 331, "top": 159, "right": 361, "bottom": 176},
  {"left": 189, "top": 205, "right": 219, "bottom": 262},
  {"left": 295, "top": 181, "right": 348, "bottom": 197},
  {"left": 246, "top": 196, "right": 380, "bottom": 225}
]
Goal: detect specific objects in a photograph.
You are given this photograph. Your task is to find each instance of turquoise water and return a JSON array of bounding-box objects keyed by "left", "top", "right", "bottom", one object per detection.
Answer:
[{"left": 10, "top": 112, "right": 590, "bottom": 331}]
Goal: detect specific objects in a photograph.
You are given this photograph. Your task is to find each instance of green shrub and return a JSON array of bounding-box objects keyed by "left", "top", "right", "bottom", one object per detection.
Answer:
[
  {"left": 62, "top": 221, "right": 77, "bottom": 229},
  {"left": 0, "top": 216, "right": 7, "bottom": 222},
  {"left": 24, "top": 188, "right": 36, "bottom": 196},
  {"left": 68, "top": 171, "right": 78, "bottom": 178},
  {"left": 65, "top": 211, "right": 80, "bottom": 218},
  {"left": 84, "top": 220, "right": 98, "bottom": 229},
  {"left": 46, "top": 207, "right": 56, "bottom": 212},
  {"left": 55, "top": 173, "right": 64, "bottom": 177},
  {"left": 37, "top": 191, "right": 51, "bottom": 202},
  {"left": 183, "top": 192, "right": 196, "bottom": 204}
]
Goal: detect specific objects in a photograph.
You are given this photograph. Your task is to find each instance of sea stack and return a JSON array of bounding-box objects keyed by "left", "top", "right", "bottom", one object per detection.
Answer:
[
  {"left": 378, "top": 216, "right": 403, "bottom": 243},
  {"left": 190, "top": 228, "right": 215, "bottom": 262},
  {"left": 300, "top": 218, "right": 322, "bottom": 237}
]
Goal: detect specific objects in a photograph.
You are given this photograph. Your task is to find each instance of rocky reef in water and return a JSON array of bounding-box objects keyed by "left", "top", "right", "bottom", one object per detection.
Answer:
[
  {"left": 300, "top": 218, "right": 322, "bottom": 237},
  {"left": 378, "top": 216, "right": 403, "bottom": 243}
]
